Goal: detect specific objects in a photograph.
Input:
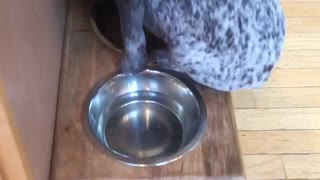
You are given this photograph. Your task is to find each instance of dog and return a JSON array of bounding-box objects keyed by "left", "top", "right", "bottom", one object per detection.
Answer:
[{"left": 114, "top": 0, "right": 286, "bottom": 91}]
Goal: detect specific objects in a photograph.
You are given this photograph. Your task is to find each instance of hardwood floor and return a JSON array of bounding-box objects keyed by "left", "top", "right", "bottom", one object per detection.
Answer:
[{"left": 232, "top": 0, "right": 320, "bottom": 179}]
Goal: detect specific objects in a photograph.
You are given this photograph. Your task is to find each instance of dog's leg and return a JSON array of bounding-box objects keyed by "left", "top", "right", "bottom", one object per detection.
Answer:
[{"left": 115, "top": 0, "right": 147, "bottom": 73}]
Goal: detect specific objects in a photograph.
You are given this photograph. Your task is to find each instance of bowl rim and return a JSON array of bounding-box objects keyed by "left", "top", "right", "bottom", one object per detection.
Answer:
[{"left": 81, "top": 66, "right": 207, "bottom": 167}]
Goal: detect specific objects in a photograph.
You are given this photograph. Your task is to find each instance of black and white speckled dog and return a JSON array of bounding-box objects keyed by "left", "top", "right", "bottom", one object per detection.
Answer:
[{"left": 114, "top": 0, "right": 286, "bottom": 91}]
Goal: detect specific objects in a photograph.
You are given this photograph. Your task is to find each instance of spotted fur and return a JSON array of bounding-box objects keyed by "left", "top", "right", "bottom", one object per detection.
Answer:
[{"left": 115, "top": 0, "right": 286, "bottom": 91}]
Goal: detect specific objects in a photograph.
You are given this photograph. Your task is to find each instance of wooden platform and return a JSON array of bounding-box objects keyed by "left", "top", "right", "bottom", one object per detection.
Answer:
[{"left": 50, "top": 0, "right": 244, "bottom": 179}]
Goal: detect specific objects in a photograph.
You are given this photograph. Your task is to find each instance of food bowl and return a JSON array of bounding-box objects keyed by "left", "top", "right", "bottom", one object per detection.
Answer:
[{"left": 82, "top": 67, "right": 207, "bottom": 166}]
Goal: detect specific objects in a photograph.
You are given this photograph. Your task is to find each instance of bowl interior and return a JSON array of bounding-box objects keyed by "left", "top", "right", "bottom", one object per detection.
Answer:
[
  {"left": 105, "top": 100, "right": 183, "bottom": 159},
  {"left": 87, "top": 69, "right": 206, "bottom": 165}
]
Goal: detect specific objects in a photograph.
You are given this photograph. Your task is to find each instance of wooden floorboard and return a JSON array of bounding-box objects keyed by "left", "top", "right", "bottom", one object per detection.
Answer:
[
  {"left": 284, "top": 33, "right": 320, "bottom": 50},
  {"left": 283, "top": 2, "right": 320, "bottom": 17},
  {"left": 286, "top": 18, "right": 320, "bottom": 33},
  {"left": 276, "top": 50, "right": 320, "bottom": 69},
  {"left": 239, "top": 130, "right": 320, "bottom": 154},
  {"left": 235, "top": 108, "right": 320, "bottom": 130},
  {"left": 266, "top": 69, "right": 320, "bottom": 87},
  {"left": 233, "top": 88, "right": 320, "bottom": 109},
  {"left": 243, "top": 154, "right": 320, "bottom": 180},
  {"left": 283, "top": 154, "right": 320, "bottom": 179},
  {"left": 254, "top": 88, "right": 320, "bottom": 108},
  {"left": 243, "top": 155, "right": 286, "bottom": 180}
]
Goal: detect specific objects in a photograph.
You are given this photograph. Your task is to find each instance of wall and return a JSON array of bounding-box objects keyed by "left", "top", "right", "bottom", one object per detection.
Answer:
[{"left": 0, "top": 0, "right": 66, "bottom": 179}]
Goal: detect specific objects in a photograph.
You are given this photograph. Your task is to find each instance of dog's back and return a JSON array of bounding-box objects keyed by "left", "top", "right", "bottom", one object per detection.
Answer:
[
  {"left": 114, "top": 0, "right": 286, "bottom": 91},
  {"left": 142, "top": 0, "right": 286, "bottom": 91}
]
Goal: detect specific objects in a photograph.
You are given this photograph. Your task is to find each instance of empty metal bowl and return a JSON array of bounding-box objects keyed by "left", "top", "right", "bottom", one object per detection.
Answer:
[{"left": 83, "top": 67, "right": 207, "bottom": 166}]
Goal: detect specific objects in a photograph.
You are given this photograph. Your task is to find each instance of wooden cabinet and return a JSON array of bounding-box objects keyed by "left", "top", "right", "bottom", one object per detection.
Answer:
[
  {"left": 0, "top": 0, "right": 66, "bottom": 179},
  {"left": 0, "top": 84, "right": 32, "bottom": 180}
]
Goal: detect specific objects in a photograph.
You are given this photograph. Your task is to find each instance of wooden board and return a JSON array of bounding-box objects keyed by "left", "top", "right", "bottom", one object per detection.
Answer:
[
  {"left": 276, "top": 50, "right": 320, "bottom": 69},
  {"left": 233, "top": 88, "right": 320, "bottom": 109},
  {"left": 254, "top": 87, "right": 320, "bottom": 108},
  {"left": 239, "top": 130, "right": 320, "bottom": 154},
  {"left": 283, "top": 154, "right": 320, "bottom": 179},
  {"left": 50, "top": 22, "right": 245, "bottom": 180},
  {"left": 266, "top": 69, "right": 320, "bottom": 87},
  {"left": 235, "top": 108, "right": 320, "bottom": 130},
  {"left": 284, "top": 33, "right": 320, "bottom": 50},
  {"left": 243, "top": 155, "right": 286, "bottom": 180},
  {"left": 286, "top": 17, "right": 320, "bottom": 33},
  {"left": 282, "top": 2, "right": 320, "bottom": 17},
  {"left": 243, "top": 154, "right": 320, "bottom": 180}
]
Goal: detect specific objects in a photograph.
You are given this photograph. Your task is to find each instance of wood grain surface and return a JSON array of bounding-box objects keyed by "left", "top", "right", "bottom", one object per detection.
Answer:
[
  {"left": 242, "top": 155, "right": 286, "bottom": 180},
  {"left": 50, "top": 0, "right": 245, "bottom": 179},
  {"left": 283, "top": 154, "right": 320, "bottom": 179},
  {"left": 232, "top": 87, "right": 320, "bottom": 109},
  {"left": 235, "top": 108, "right": 320, "bottom": 130},
  {"left": 276, "top": 50, "right": 320, "bottom": 69},
  {"left": 240, "top": 130, "right": 320, "bottom": 154}
]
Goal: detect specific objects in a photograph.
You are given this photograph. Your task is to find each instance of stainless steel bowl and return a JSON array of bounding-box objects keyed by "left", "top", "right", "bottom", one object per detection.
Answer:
[{"left": 83, "top": 67, "right": 207, "bottom": 166}]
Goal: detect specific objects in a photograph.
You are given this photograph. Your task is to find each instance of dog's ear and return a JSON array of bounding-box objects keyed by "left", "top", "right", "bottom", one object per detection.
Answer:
[{"left": 115, "top": 0, "right": 147, "bottom": 73}]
